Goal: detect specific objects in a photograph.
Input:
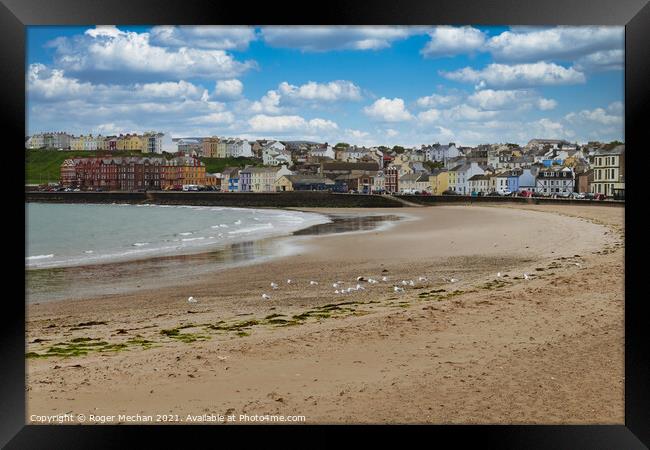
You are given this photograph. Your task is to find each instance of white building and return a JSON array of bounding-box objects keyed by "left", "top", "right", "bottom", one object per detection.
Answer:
[
  {"left": 227, "top": 139, "right": 253, "bottom": 158},
  {"left": 423, "top": 143, "right": 460, "bottom": 162},
  {"left": 535, "top": 167, "right": 574, "bottom": 195},
  {"left": 263, "top": 144, "right": 292, "bottom": 166},
  {"left": 308, "top": 143, "right": 335, "bottom": 160},
  {"left": 449, "top": 161, "right": 485, "bottom": 195}
]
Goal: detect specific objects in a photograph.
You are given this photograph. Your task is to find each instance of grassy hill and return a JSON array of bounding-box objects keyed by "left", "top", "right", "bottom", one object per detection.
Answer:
[{"left": 25, "top": 149, "right": 262, "bottom": 185}]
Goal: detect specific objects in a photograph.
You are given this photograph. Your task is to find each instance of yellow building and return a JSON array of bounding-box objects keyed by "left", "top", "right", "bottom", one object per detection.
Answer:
[
  {"left": 71, "top": 135, "right": 85, "bottom": 151},
  {"left": 591, "top": 145, "right": 625, "bottom": 197},
  {"left": 216, "top": 140, "right": 228, "bottom": 158},
  {"left": 249, "top": 167, "right": 278, "bottom": 192},
  {"left": 429, "top": 169, "right": 449, "bottom": 194}
]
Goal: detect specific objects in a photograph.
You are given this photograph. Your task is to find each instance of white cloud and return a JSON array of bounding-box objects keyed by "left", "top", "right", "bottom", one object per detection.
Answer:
[
  {"left": 445, "top": 105, "right": 500, "bottom": 121},
  {"left": 386, "top": 128, "right": 399, "bottom": 137},
  {"left": 260, "top": 26, "right": 426, "bottom": 51},
  {"left": 213, "top": 79, "right": 243, "bottom": 99},
  {"left": 565, "top": 103, "right": 623, "bottom": 126},
  {"left": 441, "top": 62, "right": 586, "bottom": 88},
  {"left": 27, "top": 63, "right": 93, "bottom": 100},
  {"left": 574, "top": 49, "right": 624, "bottom": 72},
  {"left": 363, "top": 97, "right": 413, "bottom": 122},
  {"left": 149, "top": 26, "right": 256, "bottom": 50},
  {"left": 278, "top": 80, "right": 362, "bottom": 101},
  {"left": 486, "top": 26, "right": 624, "bottom": 64},
  {"left": 420, "top": 26, "right": 486, "bottom": 58},
  {"left": 415, "top": 93, "right": 460, "bottom": 108},
  {"left": 250, "top": 90, "right": 282, "bottom": 114},
  {"left": 537, "top": 98, "right": 558, "bottom": 111},
  {"left": 48, "top": 26, "right": 256, "bottom": 81},
  {"left": 467, "top": 89, "right": 556, "bottom": 111},
  {"left": 417, "top": 109, "right": 441, "bottom": 123},
  {"left": 247, "top": 114, "right": 338, "bottom": 133}
]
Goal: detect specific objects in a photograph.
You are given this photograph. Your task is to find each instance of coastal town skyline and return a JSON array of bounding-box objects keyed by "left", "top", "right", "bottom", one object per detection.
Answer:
[{"left": 27, "top": 25, "right": 624, "bottom": 147}]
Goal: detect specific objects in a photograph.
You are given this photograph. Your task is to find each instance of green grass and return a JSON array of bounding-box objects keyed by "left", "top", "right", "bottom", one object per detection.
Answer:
[
  {"left": 25, "top": 149, "right": 164, "bottom": 185},
  {"left": 199, "top": 156, "right": 262, "bottom": 174}
]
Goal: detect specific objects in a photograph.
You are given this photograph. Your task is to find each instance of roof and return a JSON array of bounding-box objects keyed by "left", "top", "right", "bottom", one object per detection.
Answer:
[
  {"left": 594, "top": 145, "right": 625, "bottom": 156},
  {"left": 321, "top": 162, "right": 379, "bottom": 171},
  {"left": 283, "top": 175, "right": 335, "bottom": 185}
]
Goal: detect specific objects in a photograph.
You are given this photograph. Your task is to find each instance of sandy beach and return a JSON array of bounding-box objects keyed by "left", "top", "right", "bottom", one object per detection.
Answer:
[{"left": 26, "top": 203, "right": 624, "bottom": 424}]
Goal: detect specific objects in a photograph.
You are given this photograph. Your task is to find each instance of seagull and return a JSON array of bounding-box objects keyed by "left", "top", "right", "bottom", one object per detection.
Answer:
[
  {"left": 408, "top": 280, "right": 415, "bottom": 286},
  {"left": 334, "top": 290, "right": 340, "bottom": 294},
  {"left": 357, "top": 276, "right": 366, "bottom": 282},
  {"left": 333, "top": 283, "right": 340, "bottom": 288},
  {"left": 418, "top": 276, "right": 427, "bottom": 282},
  {"left": 449, "top": 278, "right": 458, "bottom": 283},
  {"left": 574, "top": 262, "right": 581, "bottom": 267},
  {"left": 394, "top": 286, "right": 405, "bottom": 293},
  {"left": 356, "top": 284, "right": 365, "bottom": 290},
  {"left": 234, "top": 220, "right": 242, "bottom": 225},
  {"left": 368, "top": 278, "right": 378, "bottom": 284},
  {"left": 310, "top": 281, "right": 318, "bottom": 286},
  {"left": 187, "top": 296, "right": 197, "bottom": 304},
  {"left": 401, "top": 280, "right": 409, "bottom": 286},
  {"left": 270, "top": 282, "right": 278, "bottom": 290},
  {"left": 347, "top": 287, "right": 354, "bottom": 293},
  {"left": 497, "top": 272, "right": 502, "bottom": 277},
  {"left": 382, "top": 276, "right": 389, "bottom": 282},
  {"left": 261, "top": 293, "right": 271, "bottom": 300},
  {"left": 336, "top": 281, "right": 344, "bottom": 285},
  {"left": 523, "top": 273, "right": 530, "bottom": 280},
  {"left": 287, "top": 279, "right": 292, "bottom": 284}
]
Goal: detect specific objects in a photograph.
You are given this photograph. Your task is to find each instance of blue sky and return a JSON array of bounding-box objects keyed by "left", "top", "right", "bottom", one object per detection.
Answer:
[{"left": 26, "top": 25, "right": 624, "bottom": 147}]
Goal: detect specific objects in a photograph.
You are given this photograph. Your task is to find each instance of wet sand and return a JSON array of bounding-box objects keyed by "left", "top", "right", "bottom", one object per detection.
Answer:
[{"left": 26, "top": 204, "right": 624, "bottom": 424}]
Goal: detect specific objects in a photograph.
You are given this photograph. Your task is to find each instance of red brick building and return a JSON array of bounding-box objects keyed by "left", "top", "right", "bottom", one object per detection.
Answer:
[{"left": 384, "top": 166, "right": 399, "bottom": 193}]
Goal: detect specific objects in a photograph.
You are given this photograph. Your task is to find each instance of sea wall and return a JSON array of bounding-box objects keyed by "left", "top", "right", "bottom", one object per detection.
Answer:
[
  {"left": 400, "top": 195, "right": 625, "bottom": 207},
  {"left": 25, "top": 191, "right": 405, "bottom": 208},
  {"left": 25, "top": 191, "right": 624, "bottom": 208}
]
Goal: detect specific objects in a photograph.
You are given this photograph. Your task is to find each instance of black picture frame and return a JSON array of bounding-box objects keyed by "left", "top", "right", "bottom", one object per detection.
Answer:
[{"left": 3, "top": 0, "right": 648, "bottom": 447}]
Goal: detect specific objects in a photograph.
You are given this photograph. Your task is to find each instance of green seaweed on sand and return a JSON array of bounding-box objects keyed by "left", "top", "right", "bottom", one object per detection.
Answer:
[{"left": 160, "top": 328, "right": 209, "bottom": 343}]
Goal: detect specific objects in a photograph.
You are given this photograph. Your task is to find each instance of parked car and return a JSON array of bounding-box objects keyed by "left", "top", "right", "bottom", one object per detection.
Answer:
[
  {"left": 518, "top": 190, "right": 533, "bottom": 198},
  {"left": 594, "top": 193, "right": 606, "bottom": 201},
  {"left": 570, "top": 192, "right": 586, "bottom": 199},
  {"left": 487, "top": 191, "right": 501, "bottom": 197},
  {"left": 442, "top": 189, "right": 459, "bottom": 196}
]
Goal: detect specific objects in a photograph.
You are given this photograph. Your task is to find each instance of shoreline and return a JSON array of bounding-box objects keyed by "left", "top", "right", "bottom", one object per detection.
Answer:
[
  {"left": 26, "top": 209, "right": 407, "bottom": 304},
  {"left": 26, "top": 203, "right": 624, "bottom": 424}
]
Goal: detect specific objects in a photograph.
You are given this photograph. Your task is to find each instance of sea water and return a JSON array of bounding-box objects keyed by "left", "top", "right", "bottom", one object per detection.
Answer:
[{"left": 26, "top": 203, "right": 330, "bottom": 269}]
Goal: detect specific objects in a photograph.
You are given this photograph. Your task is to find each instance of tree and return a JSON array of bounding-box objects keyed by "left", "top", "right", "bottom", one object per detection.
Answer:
[
  {"left": 334, "top": 142, "right": 349, "bottom": 148},
  {"left": 424, "top": 160, "right": 444, "bottom": 171},
  {"left": 392, "top": 145, "right": 406, "bottom": 154}
]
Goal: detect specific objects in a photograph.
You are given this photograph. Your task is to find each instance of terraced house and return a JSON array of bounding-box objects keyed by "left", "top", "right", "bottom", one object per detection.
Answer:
[{"left": 591, "top": 145, "right": 625, "bottom": 198}]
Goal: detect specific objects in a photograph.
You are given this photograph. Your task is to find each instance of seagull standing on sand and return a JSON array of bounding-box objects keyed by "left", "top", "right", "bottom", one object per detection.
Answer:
[
  {"left": 187, "top": 296, "right": 197, "bottom": 304},
  {"left": 382, "top": 276, "right": 389, "bottom": 282},
  {"left": 333, "top": 283, "right": 340, "bottom": 288},
  {"left": 418, "top": 276, "right": 427, "bottom": 282},
  {"left": 310, "top": 280, "right": 318, "bottom": 286},
  {"left": 368, "top": 278, "right": 378, "bottom": 284},
  {"left": 523, "top": 273, "right": 530, "bottom": 280},
  {"left": 357, "top": 276, "right": 366, "bottom": 282},
  {"left": 408, "top": 280, "right": 415, "bottom": 286},
  {"left": 287, "top": 279, "right": 292, "bottom": 284},
  {"left": 270, "top": 282, "right": 278, "bottom": 290},
  {"left": 497, "top": 272, "right": 502, "bottom": 278},
  {"left": 394, "top": 286, "right": 405, "bottom": 293},
  {"left": 261, "top": 293, "right": 271, "bottom": 300},
  {"left": 356, "top": 284, "right": 365, "bottom": 291},
  {"left": 401, "top": 280, "right": 409, "bottom": 286}
]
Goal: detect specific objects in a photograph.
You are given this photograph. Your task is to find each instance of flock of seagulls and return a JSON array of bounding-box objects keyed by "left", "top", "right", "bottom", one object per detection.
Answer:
[
  {"left": 187, "top": 265, "right": 560, "bottom": 304},
  {"left": 257, "top": 273, "right": 460, "bottom": 300}
]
